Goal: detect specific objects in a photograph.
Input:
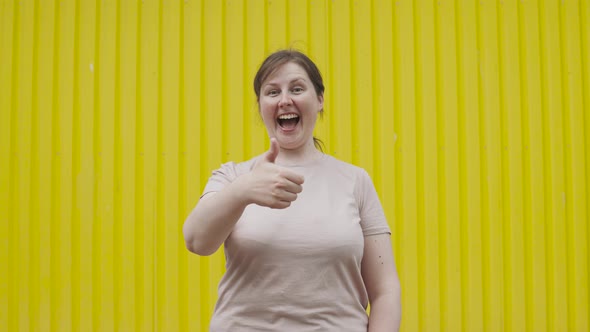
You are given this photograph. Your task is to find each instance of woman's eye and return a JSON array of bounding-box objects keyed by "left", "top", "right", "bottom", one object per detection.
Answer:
[
  {"left": 267, "top": 90, "right": 279, "bottom": 96},
  {"left": 292, "top": 87, "right": 304, "bottom": 93}
]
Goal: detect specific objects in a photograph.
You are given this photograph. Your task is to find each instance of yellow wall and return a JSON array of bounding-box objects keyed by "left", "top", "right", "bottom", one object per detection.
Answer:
[{"left": 1, "top": 0, "right": 589, "bottom": 331}]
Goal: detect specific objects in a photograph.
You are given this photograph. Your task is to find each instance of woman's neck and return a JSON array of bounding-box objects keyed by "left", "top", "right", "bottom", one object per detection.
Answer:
[{"left": 275, "top": 140, "right": 323, "bottom": 166}]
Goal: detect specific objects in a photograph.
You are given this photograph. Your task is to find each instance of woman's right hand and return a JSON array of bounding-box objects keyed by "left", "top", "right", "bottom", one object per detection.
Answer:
[{"left": 236, "top": 138, "right": 304, "bottom": 209}]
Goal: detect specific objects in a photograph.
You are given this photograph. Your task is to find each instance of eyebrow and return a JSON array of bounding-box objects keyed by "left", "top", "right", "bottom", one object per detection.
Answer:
[{"left": 263, "top": 77, "right": 308, "bottom": 87}]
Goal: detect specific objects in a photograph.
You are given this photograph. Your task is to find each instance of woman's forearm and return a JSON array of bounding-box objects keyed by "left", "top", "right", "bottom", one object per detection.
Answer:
[
  {"left": 368, "top": 287, "right": 402, "bottom": 332},
  {"left": 182, "top": 180, "right": 249, "bottom": 256}
]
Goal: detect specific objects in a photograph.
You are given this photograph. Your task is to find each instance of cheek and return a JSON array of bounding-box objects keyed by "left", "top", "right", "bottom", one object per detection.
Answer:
[{"left": 259, "top": 103, "right": 276, "bottom": 123}]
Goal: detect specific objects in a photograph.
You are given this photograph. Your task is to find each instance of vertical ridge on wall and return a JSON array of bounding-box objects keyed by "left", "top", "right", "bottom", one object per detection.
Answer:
[
  {"left": 325, "top": 0, "right": 334, "bottom": 155},
  {"left": 155, "top": 0, "right": 164, "bottom": 328},
  {"left": 558, "top": 1, "right": 574, "bottom": 329},
  {"left": 538, "top": 0, "right": 555, "bottom": 329},
  {"left": 0, "top": 0, "right": 13, "bottom": 328},
  {"left": 121, "top": 0, "right": 139, "bottom": 329},
  {"left": 498, "top": 2, "right": 511, "bottom": 328},
  {"left": 349, "top": 0, "right": 358, "bottom": 166},
  {"left": 565, "top": 1, "right": 589, "bottom": 330},
  {"left": 29, "top": 0, "right": 41, "bottom": 330},
  {"left": 113, "top": 0, "right": 123, "bottom": 329},
  {"left": 220, "top": 0, "right": 226, "bottom": 165},
  {"left": 6, "top": 1, "right": 19, "bottom": 332},
  {"left": 60, "top": 0, "right": 76, "bottom": 328},
  {"left": 413, "top": 0, "right": 426, "bottom": 329},
  {"left": 244, "top": 0, "right": 265, "bottom": 159},
  {"left": 50, "top": 0, "right": 61, "bottom": 329},
  {"left": 501, "top": 1, "right": 526, "bottom": 330},
  {"left": 476, "top": 1, "right": 492, "bottom": 331},
  {"left": 101, "top": 0, "right": 117, "bottom": 328},
  {"left": 372, "top": 0, "right": 395, "bottom": 268},
  {"left": 242, "top": 1, "right": 252, "bottom": 160},
  {"left": 438, "top": 0, "right": 462, "bottom": 329},
  {"left": 460, "top": 0, "right": 485, "bottom": 330},
  {"left": 522, "top": 1, "right": 548, "bottom": 330},
  {"left": 197, "top": 0, "right": 209, "bottom": 329},
  {"left": 370, "top": 0, "right": 380, "bottom": 196},
  {"left": 482, "top": 1, "right": 505, "bottom": 330},
  {"left": 544, "top": 0, "right": 568, "bottom": 330},
  {"left": 134, "top": 0, "right": 144, "bottom": 330},
  {"left": 456, "top": 0, "right": 468, "bottom": 329},
  {"left": 225, "top": 0, "right": 245, "bottom": 163},
  {"left": 70, "top": 0, "right": 81, "bottom": 330},
  {"left": 571, "top": 0, "right": 589, "bottom": 328},
  {"left": 77, "top": 0, "right": 96, "bottom": 327},
  {"left": 91, "top": 0, "right": 102, "bottom": 329},
  {"left": 354, "top": 0, "right": 374, "bottom": 173},
  {"left": 392, "top": 0, "right": 414, "bottom": 328},
  {"left": 142, "top": 0, "right": 159, "bottom": 329},
  {"left": 517, "top": 0, "right": 534, "bottom": 330},
  {"left": 178, "top": 0, "right": 188, "bottom": 331},
  {"left": 582, "top": 0, "right": 590, "bottom": 326},
  {"left": 19, "top": 1, "right": 34, "bottom": 330},
  {"left": 74, "top": 0, "right": 92, "bottom": 330}
]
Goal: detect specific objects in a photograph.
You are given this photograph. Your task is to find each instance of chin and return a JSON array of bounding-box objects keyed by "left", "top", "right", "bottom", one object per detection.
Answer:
[{"left": 274, "top": 137, "right": 300, "bottom": 148}]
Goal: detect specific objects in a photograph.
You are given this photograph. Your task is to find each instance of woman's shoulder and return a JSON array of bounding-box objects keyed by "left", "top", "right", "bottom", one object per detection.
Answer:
[
  {"left": 214, "top": 156, "right": 260, "bottom": 179},
  {"left": 318, "top": 154, "right": 372, "bottom": 184},
  {"left": 321, "top": 154, "right": 368, "bottom": 174}
]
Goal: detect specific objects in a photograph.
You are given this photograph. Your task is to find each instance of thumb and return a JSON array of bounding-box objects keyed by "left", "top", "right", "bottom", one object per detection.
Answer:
[{"left": 264, "top": 138, "right": 280, "bottom": 163}]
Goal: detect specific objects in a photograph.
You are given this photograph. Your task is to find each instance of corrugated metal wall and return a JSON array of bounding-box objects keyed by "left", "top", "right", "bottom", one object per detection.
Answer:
[{"left": 1, "top": 0, "right": 589, "bottom": 331}]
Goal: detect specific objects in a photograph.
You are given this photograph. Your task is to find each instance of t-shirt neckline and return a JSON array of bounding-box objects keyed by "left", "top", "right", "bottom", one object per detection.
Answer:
[{"left": 275, "top": 153, "right": 327, "bottom": 168}]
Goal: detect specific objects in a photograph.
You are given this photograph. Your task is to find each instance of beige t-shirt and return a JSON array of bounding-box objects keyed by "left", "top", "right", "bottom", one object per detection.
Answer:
[{"left": 203, "top": 154, "right": 391, "bottom": 332}]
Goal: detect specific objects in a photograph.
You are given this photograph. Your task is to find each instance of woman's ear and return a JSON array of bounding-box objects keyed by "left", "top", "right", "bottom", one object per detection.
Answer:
[{"left": 317, "top": 94, "right": 324, "bottom": 112}]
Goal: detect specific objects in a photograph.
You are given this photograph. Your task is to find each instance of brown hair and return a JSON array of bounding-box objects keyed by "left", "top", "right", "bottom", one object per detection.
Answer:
[{"left": 253, "top": 49, "right": 325, "bottom": 151}]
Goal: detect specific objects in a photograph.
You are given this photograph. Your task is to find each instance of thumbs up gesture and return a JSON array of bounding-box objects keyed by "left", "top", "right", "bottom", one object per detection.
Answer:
[
  {"left": 238, "top": 138, "right": 305, "bottom": 209},
  {"left": 261, "top": 136, "right": 281, "bottom": 164}
]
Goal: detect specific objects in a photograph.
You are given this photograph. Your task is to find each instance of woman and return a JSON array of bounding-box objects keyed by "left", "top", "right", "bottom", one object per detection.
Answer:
[{"left": 183, "top": 50, "right": 401, "bottom": 331}]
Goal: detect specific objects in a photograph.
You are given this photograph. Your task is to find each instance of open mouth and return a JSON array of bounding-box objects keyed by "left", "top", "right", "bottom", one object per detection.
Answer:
[{"left": 277, "top": 114, "right": 300, "bottom": 130}]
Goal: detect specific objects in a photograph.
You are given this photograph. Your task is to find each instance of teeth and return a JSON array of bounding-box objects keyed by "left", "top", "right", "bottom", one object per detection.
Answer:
[{"left": 278, "top": 114, "right": 299, "bottom": 120}]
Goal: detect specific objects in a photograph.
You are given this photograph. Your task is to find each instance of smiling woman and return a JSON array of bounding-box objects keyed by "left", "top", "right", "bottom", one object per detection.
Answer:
[
  {"left": 183, "top": 49, "right": 401, "bottom": 331},
  {"left": 254, "top": 50, "right": 327, "bottom": 153},
  {"left": 256, "top": 61, "right": 323, "bottom": 162}
]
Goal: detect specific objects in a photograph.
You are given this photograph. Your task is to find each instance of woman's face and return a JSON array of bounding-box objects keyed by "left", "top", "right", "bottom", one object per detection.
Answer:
[{"left": 258, "top": 62, "right": 324, "bottom": 151}]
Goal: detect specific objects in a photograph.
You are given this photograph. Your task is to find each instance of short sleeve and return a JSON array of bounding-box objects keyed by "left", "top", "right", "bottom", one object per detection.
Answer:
[
  {"left": 201, "top": 162, "right": 238, "bottom": 198},
  {"left": 200, "top": 159, "right": 257, "bottom": 199},
  {"left": 355, "top": 169, "right": 391, "bottom": 236}
]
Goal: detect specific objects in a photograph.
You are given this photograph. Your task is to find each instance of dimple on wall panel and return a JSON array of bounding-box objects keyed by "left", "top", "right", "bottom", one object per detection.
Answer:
[{"left": 1, "top": 0, "right": 589, "bottom": 331}]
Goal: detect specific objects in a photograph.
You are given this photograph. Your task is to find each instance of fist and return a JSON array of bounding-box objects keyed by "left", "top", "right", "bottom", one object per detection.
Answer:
[{"left": 244, "top": 138, "right": 305, "bottom": 209}]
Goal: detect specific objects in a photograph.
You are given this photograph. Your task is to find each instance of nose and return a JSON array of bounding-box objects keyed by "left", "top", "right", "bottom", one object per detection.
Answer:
[{"left": 278, "top": 93, "right": 292, "bottom": 107}]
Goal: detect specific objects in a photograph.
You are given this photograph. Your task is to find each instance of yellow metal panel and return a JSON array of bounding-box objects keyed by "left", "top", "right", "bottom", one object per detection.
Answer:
[
  {"left": 457, "top": 0, "right": 484, "bottom": 331},
  {"left": 393, "top": 0, "right": 418, "bottom": 330},
  {"left": 478, "top": 2, "right": 505, "bottom": 331},
  {"left": 541, "top": 0, "right": 568, "bottom": 331},
  {"left": 520, "top": 1, "right": 549, "bottom": 331},
  {"left": 562, "top": 1, "right": 589, "bottom": 331},
  {"left": 415, "top": 1, "right": 439, "bottom": 331},
  {"left": 0, "top": 2, "right": 13, "bottom": 329},
  {"left": 76, "top": 2, "right": 97, "bottom": 331},
  {"left": 1, "top": 1, "right": 589, "bottom": 331},
  {"left": 138, "top": 0, "right": 159, "bottom": 331},
  {"left": 499, "top": 2, "right": 526, "bottom": 331},
  {"left": 118, "top": 0, "right": 139, "bottom": 331}
]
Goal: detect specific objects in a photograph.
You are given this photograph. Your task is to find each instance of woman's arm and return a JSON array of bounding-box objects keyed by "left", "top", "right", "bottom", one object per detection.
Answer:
[
  {"left": 183, "top": 139, "right": 304, "bottom": 256},
  {"left": 182, "top": 184, "right": 249, "bottom": 256},
  {"left": 362, "top": 233, "right": 402, "bottom": 332}
]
